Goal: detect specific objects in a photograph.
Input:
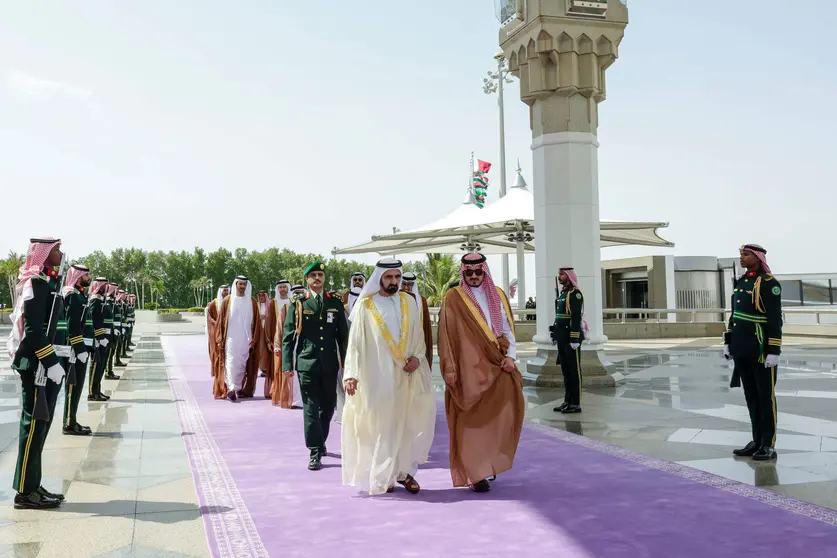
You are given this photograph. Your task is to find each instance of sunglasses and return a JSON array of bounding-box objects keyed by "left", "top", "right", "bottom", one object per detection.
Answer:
[{"left": 464, "top": 269, "right": 484, "bottom": 277}]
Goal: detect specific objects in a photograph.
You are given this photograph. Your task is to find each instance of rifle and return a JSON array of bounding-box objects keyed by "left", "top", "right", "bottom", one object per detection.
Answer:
[{"left": 34, "top": 252, "right": 67, "bottom": 421}]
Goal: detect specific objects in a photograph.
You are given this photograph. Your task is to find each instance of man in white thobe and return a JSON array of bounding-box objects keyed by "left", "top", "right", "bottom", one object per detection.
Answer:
[
  {"left": 221, "top": 276, "right": 258, "bottom": 402},
  {"left": 342, "top": 258, "right": 436, "bottom": 496}
]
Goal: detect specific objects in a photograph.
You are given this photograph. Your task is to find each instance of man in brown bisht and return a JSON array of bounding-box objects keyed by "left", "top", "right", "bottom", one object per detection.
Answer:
[
  {"left": 262, "top": 280, "right": 288, "bottom": 399},
  {"left": 438, "top": 253, "right": 524, "bottom": 493},
  {"left": 216, "top": 276, "right": 261, "bottom": 402},
  {"left": 272, "top": 283, "right": 304, "bottom": 408},
  {"left": 256, "top": 290, "right": 270, "bottom": 379},
  {"left": 401, "top": 272, "right": 433, "bottom": 366},
  {"left": 206, "top": 285, "right": 229, "bottom": 389}
]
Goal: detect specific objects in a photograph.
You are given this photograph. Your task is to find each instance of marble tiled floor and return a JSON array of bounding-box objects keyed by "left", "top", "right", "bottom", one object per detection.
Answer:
[
  {"left": 4, "top": 311, "right": 837, "bottom": 555},
  {"left": 0, "top": 323, "right": 208, "bottom": 558}
]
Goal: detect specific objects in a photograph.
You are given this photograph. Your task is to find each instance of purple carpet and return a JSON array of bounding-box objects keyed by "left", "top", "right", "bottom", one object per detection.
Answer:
[{"left": 162, "top": 335, "right": 837, "bottom": 558}]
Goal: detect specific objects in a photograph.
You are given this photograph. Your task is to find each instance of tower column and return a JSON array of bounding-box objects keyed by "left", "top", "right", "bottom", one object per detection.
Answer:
[{"left": 499, "top": 0, "right": 629, "bottom": 387}]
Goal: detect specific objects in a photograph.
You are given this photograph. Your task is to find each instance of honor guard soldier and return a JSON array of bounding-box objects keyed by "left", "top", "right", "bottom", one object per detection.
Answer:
[
  {"left": 725, "top": 244, "right": 783, "bottom": 461},
  {"left": 8, "top": 238, "right": 67, "bottom": 509},
  {"left": 103, "top": 283, "right": 121, "bottom": 379},
  {"left": 62, "top": 265, "right": 93, "bottom": 435},
  {"left": 126, "top": 294, "right": 136, "bottom": 349},
  {"left": 112, "top": 289, "right": 127, "bottom": 370},
  {"left": 551, "top": 267, "right": 585, "bottom": 414},
  {"left": 282, "top": 261, "right": 349, "bottom": 471},
  {"left": 87, "top": 277, "right": 111, "bottom": 401}
]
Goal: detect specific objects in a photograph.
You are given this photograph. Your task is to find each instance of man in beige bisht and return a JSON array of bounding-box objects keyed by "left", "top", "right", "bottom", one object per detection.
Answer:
[
  {"left": 342, "top": 258, "right": 436, "bottom": 496},
  {"left": 272, "top": 283, "right": 304, "bottom": 408},
  {"left": 216, "top": 276, "right": 261, "bottom": 402},
  {"left": 401, "top": 272, "right": 433, "bottom": 367},
  {"left": 206, "top": 285, "right": 229, "bottom": 384},
  {"left": 438, "top": 253, "right": 524, "bottom": 493}
]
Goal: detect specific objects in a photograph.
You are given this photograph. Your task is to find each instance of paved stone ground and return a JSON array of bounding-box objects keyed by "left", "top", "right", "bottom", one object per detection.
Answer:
[{"left": 2, "top": 311, "right": 837, "bottom": 556}]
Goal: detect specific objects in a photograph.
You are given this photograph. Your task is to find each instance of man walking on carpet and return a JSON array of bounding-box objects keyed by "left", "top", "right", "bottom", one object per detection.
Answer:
[{"left": 282, "top": 262, "right": 349, "bottom": 471}]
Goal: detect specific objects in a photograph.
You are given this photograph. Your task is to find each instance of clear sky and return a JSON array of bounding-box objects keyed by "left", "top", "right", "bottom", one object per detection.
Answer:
[{"left": 1, "top": 1, "right": 835, "bottom": 278}]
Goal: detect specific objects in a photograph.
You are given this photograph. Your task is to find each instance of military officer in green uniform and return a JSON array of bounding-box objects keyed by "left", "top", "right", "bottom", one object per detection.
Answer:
[
  {"left": 282, "top": 261, "right": 349, "bottom": 471},
  {"left": 87, "top": 277, "right": 111, "bottom": 401},
  {"left": 551, "top": 267, "right": 585, "bottom": 414},
  {"left": 62, "top": 264, "right": 93, "bottom": 435},
  {"left": 725, "top": 244, "right": 783, "bottom": 461},
  {"left": 9, "top": 238, "right": 67, "bottom": 509},
  {"left": 125, "top": 294, "right": 137, "bottom": 349}
]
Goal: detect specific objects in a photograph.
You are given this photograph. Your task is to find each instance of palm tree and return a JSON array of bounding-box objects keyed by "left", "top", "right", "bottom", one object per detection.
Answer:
[
  {"left": 419, "top": 254, "right": 459, "bottom": 307},
  {"left": 1, "top": 252, "right": 24, "bottom": 307}
]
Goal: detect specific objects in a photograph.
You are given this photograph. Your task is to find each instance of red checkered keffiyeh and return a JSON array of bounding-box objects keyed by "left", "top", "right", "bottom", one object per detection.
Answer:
[
  {"left": 561, "top": 267, "right": 590, "bottom": 335},
  {"left": 741, "top": 244, "right": 772, "bottom": 275},
  {"left": 90, "top": 277, "right": 109, "bottom": 298},
  {"left": 62, "top": 265, "right": 90, "bottom": 297},
  {"left": 8, "top": 238, "right": 61, "bottom": 358},
  {"left": 460, "top": 253, "right": 504, "bottom": 336}
]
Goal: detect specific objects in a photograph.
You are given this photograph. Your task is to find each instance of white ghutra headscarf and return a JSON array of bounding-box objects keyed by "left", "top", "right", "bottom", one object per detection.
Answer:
[{"left": 348, "top": 257, "right": 402, "bottom": 323}]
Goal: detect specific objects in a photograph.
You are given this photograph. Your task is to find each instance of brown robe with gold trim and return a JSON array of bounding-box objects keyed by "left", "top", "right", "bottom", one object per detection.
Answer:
[
  {"left": 205, "top": 299, "right": 223, "bottom": 381},
  {"left": 261, "top": 300, "right": 279, "bottom": 398},
  {"left": 438, "top": 286, "right": 524, "bottom": 487},
  {"left": 271, "top": 304, "right": 294, "bottom": 407},
  {"left": 215, "top": 295, "right": 261, "bottom": 399},
  {"left": 420, "top": 295, "right": 433, "bottom": 366}
]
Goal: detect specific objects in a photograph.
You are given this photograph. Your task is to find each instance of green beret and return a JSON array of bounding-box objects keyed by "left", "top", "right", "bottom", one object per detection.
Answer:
[{"left": 304, "top": 261, "right": 326, "bottom": 276}]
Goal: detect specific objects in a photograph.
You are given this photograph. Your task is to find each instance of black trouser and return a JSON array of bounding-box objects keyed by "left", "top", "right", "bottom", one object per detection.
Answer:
[
  {"left": 556, "top": 340, "right": 582, "bottom": 406},
  {"left": 298, "top": 366, "right": 338, "bottom": 459},
  {"left": 14, "top": 366, "right": 61, "bottom": 494},
  {"left": 106, "top": 335, "right": 117, "bottom": 373},
  {"left": 89, "top": 346, "right": 106, "bottom": 396},
  {"left": 734, "top": 357, "right": 777, "bottom": 448},
  {"left": 64, "top": 355, "right": 88, "bottom": 427}
]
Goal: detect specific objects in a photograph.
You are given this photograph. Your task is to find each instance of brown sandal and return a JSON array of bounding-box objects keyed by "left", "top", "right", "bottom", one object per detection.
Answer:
[
  {"left": 398, "top": 475, "right": 420, "bottom": 494},
  {"left": 386, "top": 485, "right": 394, "bottom": 493}
]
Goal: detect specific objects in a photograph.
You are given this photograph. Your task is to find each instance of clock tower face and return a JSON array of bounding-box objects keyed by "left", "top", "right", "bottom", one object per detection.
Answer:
[{"left": 495, "top": 0, "right": 517, "bottom": 24}]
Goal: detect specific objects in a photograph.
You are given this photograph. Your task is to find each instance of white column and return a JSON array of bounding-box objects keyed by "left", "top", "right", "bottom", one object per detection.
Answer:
[
  {"left": 516, "top": 241, "right": 526, "bottom": 311},
  {"left": 531, "top": 131, "right": 607, "bottom": 351}
]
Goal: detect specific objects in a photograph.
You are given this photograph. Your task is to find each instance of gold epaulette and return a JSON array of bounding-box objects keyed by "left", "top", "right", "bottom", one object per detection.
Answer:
[{"left": 764, "top": 274, "right": 775, "bottom": 281}]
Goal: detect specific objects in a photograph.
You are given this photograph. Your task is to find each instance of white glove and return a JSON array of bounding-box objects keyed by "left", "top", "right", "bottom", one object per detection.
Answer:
[
  {"left": 77, "top": 352, "right": 89, "bottom": 364},
  {"left": 273, "top": 348, "right": 281, "bottom": 354},
  {"left": 100, "top": 338, "right": 109, "bottom": 348},
  {"left": 764, "top": 354, "right": 780, "bottom": 368},
  {"left": 47, "top": 363, "right": 65, "bottom": 384},
  {"left": 570, "top": 343, "right": 580, "bottom": 350},
  {"left": 723, "top": 345, "right": 731, "bottom": 360}
]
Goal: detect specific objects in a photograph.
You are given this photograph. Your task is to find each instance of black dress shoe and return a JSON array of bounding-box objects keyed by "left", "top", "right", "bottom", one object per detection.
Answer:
[
  {"left": 561, "top": 405, "right": 582, "bottom": 414},
  {"left": 320, "top": 446, "right": 327, "bottom": 457},
  {"left": 732, "top": 441, "right": 759, "bottom": 457},
  {"left": 62, "top": 424, "right": 90, "bottom": 436},
  {"left": 752, "top": 446, "right": 778, "bottom": 461},
  {"left": 38, "top": 486, "right": 64, "bottom": 501},
  {"left": 226, "top": 391, "right": 238, "bottom": 403},
  {"left": 553, "top": 402, "right": 569, "bottom": 413},
  {"left": 77, "top": 423, "right": 92, "bottom": 434},
  {"left": 14, "top": 491, "right": 60, "bottom": 510},
  {"left": 98, "top": 392, "right": 110, "bottom": 400},
  {"left": 308, "top": 457, "right": 322, "bottom": 471},
  {"left": 471, "top": 479, "right": 491, "bottom": 493}
]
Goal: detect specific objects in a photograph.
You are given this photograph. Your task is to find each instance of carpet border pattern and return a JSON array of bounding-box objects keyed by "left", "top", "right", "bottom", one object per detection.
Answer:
[{"left": 161, "top": 336, "right": 268, "bottom": 558}]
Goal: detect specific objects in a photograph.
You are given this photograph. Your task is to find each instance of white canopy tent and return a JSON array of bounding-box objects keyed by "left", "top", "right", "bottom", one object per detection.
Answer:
[{"left": 333, "top": 165, "right": 673, "bottom": 307}]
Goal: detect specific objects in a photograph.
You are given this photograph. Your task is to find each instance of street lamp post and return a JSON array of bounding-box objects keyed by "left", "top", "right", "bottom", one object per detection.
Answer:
[{"left": 483, "top": 52, "right": 514, "bottom": 296}]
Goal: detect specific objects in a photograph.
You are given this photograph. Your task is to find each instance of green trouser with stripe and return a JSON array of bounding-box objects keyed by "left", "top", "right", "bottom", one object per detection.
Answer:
[
  {"left": 14, "top": 365, "right": 61, "bottom": 494},
  {"left": 89, "top": 347, "right": 106, "bottom": 396},
  {"left": 556, "top": 340, "right": 582, "bottom": 406},
  {"left": 64, "top": 357, "right": 88, "bottom": 427}
]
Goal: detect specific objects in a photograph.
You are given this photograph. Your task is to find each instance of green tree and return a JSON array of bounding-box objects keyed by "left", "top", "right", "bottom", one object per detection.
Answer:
[
  {"left": 1, "top": 252, "right": 25, "bottom": 309},
  {"left": 415, "top": 254, "right": 459, "bottom": 306}
]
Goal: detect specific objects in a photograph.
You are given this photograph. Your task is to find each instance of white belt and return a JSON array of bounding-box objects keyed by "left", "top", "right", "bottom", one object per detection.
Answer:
[
  {"left": 84, "top": 338, "right": 93, "bottom": 347},
  {"left": 114, "top": 321, "right": 122, "bottom": 326},
  {"left": 54, "top": 345, "right": 72, "bottom": 358},
  {"left": 104, "top": 328, "right": 112, "bottom": 334}
]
